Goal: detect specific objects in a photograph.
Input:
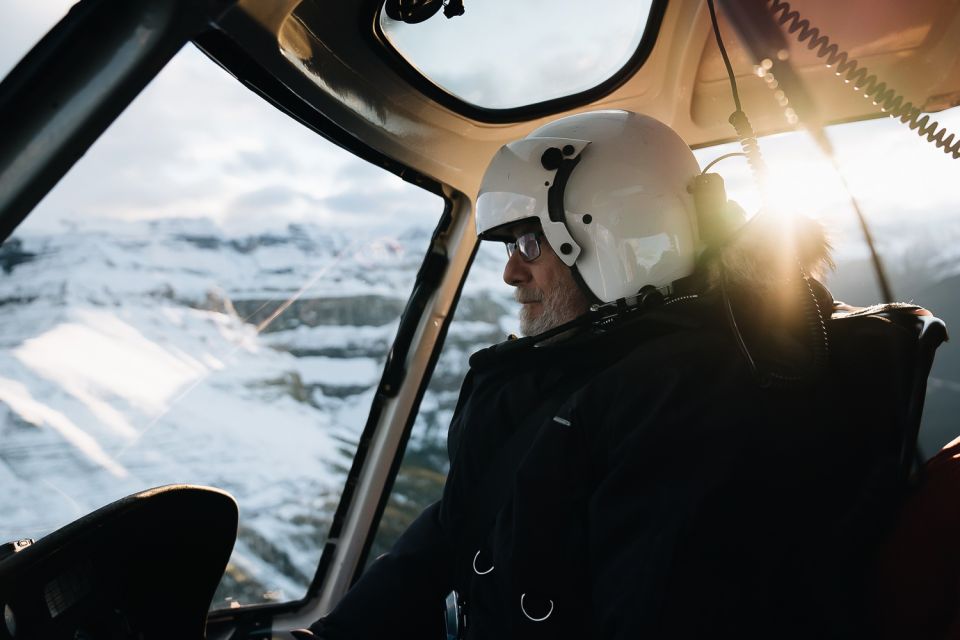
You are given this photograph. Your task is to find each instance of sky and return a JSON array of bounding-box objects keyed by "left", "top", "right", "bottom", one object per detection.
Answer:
[
  {"left": 382, "top": 0, "right": 654, "bottom": 108},
  {"left": 1, "top": 0, "right": 959, "bottom": 247},
  {"left": 0, "top": 1, "right": 443, "bottom": 235}
]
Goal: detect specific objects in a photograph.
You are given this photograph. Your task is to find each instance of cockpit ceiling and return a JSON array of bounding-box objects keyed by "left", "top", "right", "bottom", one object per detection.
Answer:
[
  {"left": 691, "top": 0, "right": 960, "bottom": 140},
  {"left": 221, "top": 0, "right": 960, "bottom": 192}
]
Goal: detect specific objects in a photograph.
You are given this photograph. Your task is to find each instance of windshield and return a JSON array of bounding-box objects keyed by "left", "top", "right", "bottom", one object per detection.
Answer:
[{"left": 0, "top": 3, "right": 441, "bottom": 608}]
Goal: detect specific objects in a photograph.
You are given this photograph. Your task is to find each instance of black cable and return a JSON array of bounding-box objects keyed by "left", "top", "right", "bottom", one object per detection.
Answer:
[
  {"left": 799, "top": 264, "right": 830, "bottom": 372},
  {"left": 702, "top": 152, "right": 748, "bottom": 174},
  {"left": 827, "top": 153, "right": 895, "bottom": 302},
  {"left": 707, "top": 0, "right": 742, "bottom": 112},
  {"left": 719, "top": 266, "right": 761, "bottom": 384},
  {"left": 707, "top": 0, "right": 768, "bottom": 189},
  {"left": 707, "top": 0, "right": 836, "bottom": 380}
]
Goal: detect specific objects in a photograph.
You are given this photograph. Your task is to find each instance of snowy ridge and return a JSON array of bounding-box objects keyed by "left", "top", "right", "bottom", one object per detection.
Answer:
[{"left": 0, "top": 217, "right": 515, "bottom": 606}]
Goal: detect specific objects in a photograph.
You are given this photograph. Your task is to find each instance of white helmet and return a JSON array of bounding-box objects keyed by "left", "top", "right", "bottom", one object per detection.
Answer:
[{"left": 476, "top": 110, "right": 703, "bottom": 303}]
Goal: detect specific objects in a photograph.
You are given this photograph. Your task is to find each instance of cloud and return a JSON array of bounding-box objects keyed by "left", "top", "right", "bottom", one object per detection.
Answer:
[
  {"left": 225, "top": 149, "right": 301, "bottom": 175},
  {"left": 7, "top": 41, "right": 396, "bottom": 232},
  {"left": 327, "top": 161, "right": 443, "bottom": 221},
  {"left": 230, "top": 186, "right": 322, "bottom": 216},
  {"left": 333, "top": 155, "right": 400, "bottom": 185}
]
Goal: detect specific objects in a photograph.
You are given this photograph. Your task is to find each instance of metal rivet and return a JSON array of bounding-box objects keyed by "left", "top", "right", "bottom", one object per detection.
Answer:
[
  {"left": 562, "top": 144, "right": 575, "bottom": 156},
  {"left": 583, "top": 214, "right": 592, "bottom": 224},
  {"left": 560, "top": 243, "right": 572, "bottom": 255}
]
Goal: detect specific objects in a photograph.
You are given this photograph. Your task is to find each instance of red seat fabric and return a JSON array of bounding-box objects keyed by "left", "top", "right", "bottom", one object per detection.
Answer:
[{"left": 871, "top": 437, "right": 960, "bottom": 640}]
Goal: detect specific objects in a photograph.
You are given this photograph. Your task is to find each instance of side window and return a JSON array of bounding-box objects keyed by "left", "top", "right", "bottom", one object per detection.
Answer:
[
  {"left": 0, "top": 32, "right": 441, "bottom": 609},
  {"left": 368, "top": 241, "right": 518, "bottom": 559}
]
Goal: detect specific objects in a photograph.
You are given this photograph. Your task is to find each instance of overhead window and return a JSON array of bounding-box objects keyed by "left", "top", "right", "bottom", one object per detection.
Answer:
[{"left": 379, "top": 0, "right": 658, "bottom": 111}]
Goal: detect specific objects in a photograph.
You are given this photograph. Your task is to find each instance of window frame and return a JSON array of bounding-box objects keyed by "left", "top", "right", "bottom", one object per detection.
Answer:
[{"left": 190, "top": 26, "right": 464, "bottom": 621}]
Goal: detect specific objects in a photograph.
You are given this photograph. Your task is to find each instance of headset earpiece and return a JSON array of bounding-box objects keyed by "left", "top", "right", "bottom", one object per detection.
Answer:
[{"left": 689, "top": 172, "right": 746, "bottom": 248}]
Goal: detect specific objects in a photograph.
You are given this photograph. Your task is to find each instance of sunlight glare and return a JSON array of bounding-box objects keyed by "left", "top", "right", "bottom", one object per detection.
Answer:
[
  {"left": 698, "top": 108, "right": 960, "bottom": 251},
  {"left": 13, "top": 310, "right": 209, "bottom": 417},
  {"left": 0, "top": 378, "right": 129, "bottom": 478}
]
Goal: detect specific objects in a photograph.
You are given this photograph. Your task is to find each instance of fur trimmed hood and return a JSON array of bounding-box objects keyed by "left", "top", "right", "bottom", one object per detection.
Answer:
[
  {"left": 696, "top": 208, "right": 836, "bottom": 385},
  {"left": 702, "top": 208, "right": 834, "bottom": 294}
]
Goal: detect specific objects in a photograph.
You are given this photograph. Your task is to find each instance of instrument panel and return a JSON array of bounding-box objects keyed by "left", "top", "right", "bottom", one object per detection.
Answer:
[{"left": 0, "top": 485, "right": 238, "bottom": 640}]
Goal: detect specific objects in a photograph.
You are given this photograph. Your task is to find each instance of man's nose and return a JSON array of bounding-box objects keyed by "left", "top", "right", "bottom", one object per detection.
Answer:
[{"left": 503, "top": 249, "right": 531, "bottom": 286}]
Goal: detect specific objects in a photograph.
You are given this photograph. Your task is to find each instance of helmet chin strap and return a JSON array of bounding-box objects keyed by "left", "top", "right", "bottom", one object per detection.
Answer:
[
  {"left": 520, "top": 281, "right": 698, "bottom": 348},
  {"left": 588, "top": 283, "right": 684, "bottom": 314}
]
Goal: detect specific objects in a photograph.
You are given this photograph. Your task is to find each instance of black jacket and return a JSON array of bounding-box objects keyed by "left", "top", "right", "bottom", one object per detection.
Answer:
[{"left": 312, "top": 288, "right": 907, "bottom": 639}]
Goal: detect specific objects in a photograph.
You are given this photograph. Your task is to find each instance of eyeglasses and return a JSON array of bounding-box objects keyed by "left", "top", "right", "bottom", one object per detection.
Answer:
[{"left": 505, "top": 231, "right": 543, "bottom": 262}]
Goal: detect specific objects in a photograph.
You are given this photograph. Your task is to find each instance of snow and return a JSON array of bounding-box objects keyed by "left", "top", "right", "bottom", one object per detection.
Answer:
[
  {"left": 0, "top": 218, "right": 447, "bottom": 604},
  {"left": 14, "top": 309, "right": 209, "bottom": 418},
  {"left": 0, "top": 378, "right": 130, "bottom": 478},
  {"left": 262, "top": 323, "right": 397, "bottom": 351},
  {"left": 296, "top": 356, "right": 381, "bottom": 386}
]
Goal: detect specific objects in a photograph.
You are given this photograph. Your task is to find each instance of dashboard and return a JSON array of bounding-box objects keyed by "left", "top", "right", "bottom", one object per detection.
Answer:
[{"left": 0, "top": 485, "right": 238, "bottom": 640}]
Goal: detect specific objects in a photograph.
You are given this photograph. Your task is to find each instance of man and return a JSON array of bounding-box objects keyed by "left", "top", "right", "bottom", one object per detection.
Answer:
[{"left": 298, "top": 111, "right": 911, "bottom": 639}]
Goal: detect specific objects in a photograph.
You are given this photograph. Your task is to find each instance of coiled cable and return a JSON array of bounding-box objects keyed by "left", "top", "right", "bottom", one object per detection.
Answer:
[
  {"left": 728, "top": 109, "right": 769, "bottom": 188},
  {"left": 768, "top": 0, "right": 960, "bottom": 160}
]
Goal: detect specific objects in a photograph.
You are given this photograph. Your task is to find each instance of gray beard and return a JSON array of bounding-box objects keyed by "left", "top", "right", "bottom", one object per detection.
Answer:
[{"left": 516, "top": 278, "right": 590, "bottom": 337}]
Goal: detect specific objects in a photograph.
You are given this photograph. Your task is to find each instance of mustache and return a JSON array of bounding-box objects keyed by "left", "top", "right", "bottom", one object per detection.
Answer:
[{"left": 514, "top": 288, "right": 543, "bottom": 304}]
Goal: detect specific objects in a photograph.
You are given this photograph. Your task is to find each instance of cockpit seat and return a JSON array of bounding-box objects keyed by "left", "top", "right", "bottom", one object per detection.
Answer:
[
  {"left": 847, "top": 307, "right": 957, "bottom": 639},
  {"left": 871, "top": 436, "right": 960, "bottom": 640}
]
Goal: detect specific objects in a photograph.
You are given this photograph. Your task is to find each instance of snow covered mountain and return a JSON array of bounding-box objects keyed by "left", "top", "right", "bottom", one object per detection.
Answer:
[{"left": 0, "top": 217, "right": 515, "bottom": 606}]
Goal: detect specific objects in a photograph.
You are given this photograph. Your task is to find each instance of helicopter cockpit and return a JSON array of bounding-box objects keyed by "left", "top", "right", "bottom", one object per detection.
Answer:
[{"left": 0, "top": 0, "right": 958, "bottom": 638}]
